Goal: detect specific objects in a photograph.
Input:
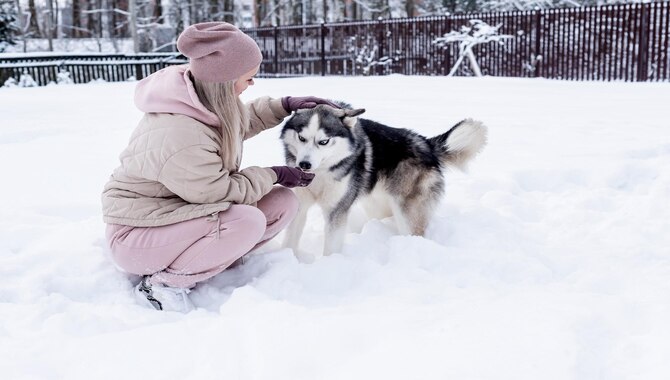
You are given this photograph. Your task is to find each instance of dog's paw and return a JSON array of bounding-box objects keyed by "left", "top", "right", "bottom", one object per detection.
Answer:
[{"left": 293, "top": 249, "right": 317, "bottom": 264}]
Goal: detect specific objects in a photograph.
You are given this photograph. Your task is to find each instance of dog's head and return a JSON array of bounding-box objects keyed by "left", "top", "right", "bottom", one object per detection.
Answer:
[{"left": 280, "top": 104, "right": 365, "bottom": 172}]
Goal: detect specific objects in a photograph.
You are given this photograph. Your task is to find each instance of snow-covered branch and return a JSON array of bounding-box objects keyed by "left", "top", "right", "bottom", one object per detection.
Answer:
[{"left": 433, "top": 19, "right": 513, "bottom": 77}]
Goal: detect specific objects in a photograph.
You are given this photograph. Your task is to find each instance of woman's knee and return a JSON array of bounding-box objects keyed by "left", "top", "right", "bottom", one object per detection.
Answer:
[
  {"left": 261, "top": 186, "right": 299, "bottom": 220},
  {"left": 275, "top": 186, "right": 299, "bottom": 212},
  {"left": 224, "top": 205, "right": 267, "bottom": 242}
]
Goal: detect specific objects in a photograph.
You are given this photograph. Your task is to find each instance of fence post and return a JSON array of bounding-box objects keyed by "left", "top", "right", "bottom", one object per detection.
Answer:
[
  {"left": 321, "top": 22, "right": 326, "bottom": 76},
  {"left": 445, "top": 15, "right": 452, "bottom": 76},
  {"left": 377, "top": 17, "right": 385, "bottom": 75},
  {"left": 534, "top": 10, "right": 543, "bottom": 78},
  {"left": 637, "top": 3, "right": 650, "bottom": 81},
  {"left": 273, "top": 26, "right": 279, "bottom": 75},
  {"left": 135, "top": 63, "right": 143, "bottom": 81}
]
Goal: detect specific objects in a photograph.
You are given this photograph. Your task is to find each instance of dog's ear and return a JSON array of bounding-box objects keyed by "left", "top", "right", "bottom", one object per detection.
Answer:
[
  {"left": 332, "top": 108, "right": 365, "bottom": 117},
  {"left": 344, "top": 108, "right": 365, "bottom": 117},
  {"left": 339, "top": 108, "right": 365, "bottom": 128}
]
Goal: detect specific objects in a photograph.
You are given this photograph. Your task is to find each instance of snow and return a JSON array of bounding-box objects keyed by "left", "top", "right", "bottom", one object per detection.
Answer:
[{"left": 1, "top": 75, "right": 669, "bottom": 379}]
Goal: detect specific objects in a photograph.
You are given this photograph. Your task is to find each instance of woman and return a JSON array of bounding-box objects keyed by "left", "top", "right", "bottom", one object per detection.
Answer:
[{"left": 102, "top": 22, "right": 337, "bottom": 312}]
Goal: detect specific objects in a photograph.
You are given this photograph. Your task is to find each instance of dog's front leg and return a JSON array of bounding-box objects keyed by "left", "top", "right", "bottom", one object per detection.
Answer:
[
  {"left": 323, "top": 208, "right": 349, "bottom": 256},
  {"left": 282, "top": 188, "right": 314, "bottom": 254}
]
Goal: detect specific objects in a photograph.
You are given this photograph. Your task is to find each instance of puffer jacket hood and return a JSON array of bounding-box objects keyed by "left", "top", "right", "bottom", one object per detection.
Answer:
[{"left": 134, "top": 64, "right": 220, "bottom": 127}]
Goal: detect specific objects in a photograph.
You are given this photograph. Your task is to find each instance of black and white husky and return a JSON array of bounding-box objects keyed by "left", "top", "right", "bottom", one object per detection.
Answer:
[{"left": 280, "top": 104, "right": 487, "bottom": 257}]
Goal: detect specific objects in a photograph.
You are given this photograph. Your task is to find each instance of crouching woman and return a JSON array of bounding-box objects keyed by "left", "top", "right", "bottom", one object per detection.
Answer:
[{"left": 102, "top": 22, "right": 333, "bottom": 312}]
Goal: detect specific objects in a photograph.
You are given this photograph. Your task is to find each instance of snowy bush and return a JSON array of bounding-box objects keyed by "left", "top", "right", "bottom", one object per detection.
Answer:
[
  {"left": 56, "top": 70, "right": 73, "bottom": 85},
  {"left": 354, "top": 45, "right": 393, "bottom": 75},
  {"left": 523, "top": 54, "right": 543, "bottom": 74},
  {"left": 2, "top": 73, "right": 39, "bottom": 88},
  {"left": 3, "top": 73, "right": 38, "bottom": 87},
  {"left": 348, "top": 35, "right": 401, "bottom": 76},
  {"left": 3, "top": 76, "right": 17, "bottom": 88},
  {"left": 18, "top": 73, "right": 37, "bottom": 87}
]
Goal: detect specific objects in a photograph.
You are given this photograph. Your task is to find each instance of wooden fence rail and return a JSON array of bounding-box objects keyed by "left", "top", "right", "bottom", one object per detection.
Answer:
[
  {"left": 1, "top": 2, "right": 669, "bottom": 86},
  {"left": 0, "top": 53, "right": 187, "bottom": 86}
]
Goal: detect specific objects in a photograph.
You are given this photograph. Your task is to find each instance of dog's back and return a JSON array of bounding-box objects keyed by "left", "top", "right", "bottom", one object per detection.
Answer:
[{"left": 358, "top": 118, "right": 443, "bottom": 190}]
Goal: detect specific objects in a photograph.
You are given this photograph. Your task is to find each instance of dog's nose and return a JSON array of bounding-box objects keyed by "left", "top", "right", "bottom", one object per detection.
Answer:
[{"left": 298, "top": 161, "right": 312, "bottom": 170}]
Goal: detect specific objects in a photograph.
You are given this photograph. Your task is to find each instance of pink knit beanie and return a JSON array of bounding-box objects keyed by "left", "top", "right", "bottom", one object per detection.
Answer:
[{"left": 177, "top": 22, "right": 263, "bottom": 83}]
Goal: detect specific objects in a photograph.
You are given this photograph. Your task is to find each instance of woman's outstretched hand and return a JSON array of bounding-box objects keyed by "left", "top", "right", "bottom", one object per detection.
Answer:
[{"left": 270, "top": 166, "right": 315, "bottom": 188}]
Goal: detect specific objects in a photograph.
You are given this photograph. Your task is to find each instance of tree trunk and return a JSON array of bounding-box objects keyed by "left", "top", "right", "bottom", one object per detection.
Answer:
[
  {"left": 254, "top": 0, "right": 261, "bottom": 26},
  {"left": 46, "top": 0, "right": 53, "bottom": 50},
  {"left": 154, "top": 0, "right": 164, "bottom": 21},
  {"left": 72, "top": 0, "right": 80, "bottom": 37},
  {"left": 101, "top": 0, "right": 111, "bottom": 38},
  {"left": 27, "top": 0, "right": 40, "bottom": 36},
  {"left": 86, "top": 0, "right": 95, "bottom": 37},
  {"left": 322, "top": 0, "right": 327, "bottom": 22},
  {"left": 181, "top": 0, "right": 192, "bottom": 27},
  {"left": 405, "top": 0, "right": 414, "bottom": 17},
  {"left": 448, "top": 48, "right": 466, "bottom": 76},
  {"left": 129, "top": 0, "right": 139, "bottom": 52},
  {"left": 190, "top": 0, "right": 197, "bottom": 24},
  {"left": 13, "top": 0, "right": 22, "bottom": 33},
  {"left": 466, "top": 48, "right": 482, "bottom": 76},
  {"left": 301, "top": 0, "right": 310, "bottom": 24},
  {"left": 224, "top": 0, "right": 234, "bottom": 23}
]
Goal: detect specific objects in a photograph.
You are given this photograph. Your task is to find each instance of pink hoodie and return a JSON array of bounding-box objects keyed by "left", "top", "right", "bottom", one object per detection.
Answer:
[{"left": 134, "top": 65, "right": 220, "bottom": 127}]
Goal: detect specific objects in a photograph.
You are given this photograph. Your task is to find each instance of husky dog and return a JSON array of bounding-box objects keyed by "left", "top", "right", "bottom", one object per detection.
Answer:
[{"left": 280, "top": 104, "right": 487, "bottom": 257}]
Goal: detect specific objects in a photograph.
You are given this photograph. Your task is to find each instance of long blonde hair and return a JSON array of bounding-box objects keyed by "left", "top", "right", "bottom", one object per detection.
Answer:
[{"left": 191, "top": 75, "right": 249, "bottom": 171}]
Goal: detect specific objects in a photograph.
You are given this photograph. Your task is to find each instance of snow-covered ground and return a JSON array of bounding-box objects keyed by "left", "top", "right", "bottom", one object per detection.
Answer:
[{"left": 1, "top": 75, "right": 669, "bottom": 379}]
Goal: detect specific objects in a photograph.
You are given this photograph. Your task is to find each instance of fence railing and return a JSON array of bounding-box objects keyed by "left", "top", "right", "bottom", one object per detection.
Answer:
[
  {"left": 0, "top": 53, "right": 187, "bottom": 86},
  {"left": 245, "top": 2, "right": 670, "bottom": 81},
  {"left": 1, "top": 2, "right": 669, "bottom": 86}
]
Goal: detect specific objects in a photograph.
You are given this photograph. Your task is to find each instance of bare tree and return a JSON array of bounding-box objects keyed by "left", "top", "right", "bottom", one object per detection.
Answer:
[
  {"left": 11, "top": 0, "right": 23, "bottom": 44},
  {"left": 129, "top": 0, "right": 139, "bottom": 51},
  {"left": 72, "top": 0, "right": 81, "bottom": 37},
  {"left": 45, "top": 0, "right": 54, "bottom": 49},
  {"left": 153, "top": 0, "right": 163, "bottom": 21},
  {"left": 100, "top": 0, "right": 111, "bottom": 38},
  {"left": 434, "top": 19, "right": 513, "bottom": 76},
  {"left": 343, "top": 0, "right": 357, "bottom": 20},
  {"left": 405, "top": 0, "right": 414, "bottom": 17},
  {"left": 27, "top": 0, "right": 39, "bottom": 35}
]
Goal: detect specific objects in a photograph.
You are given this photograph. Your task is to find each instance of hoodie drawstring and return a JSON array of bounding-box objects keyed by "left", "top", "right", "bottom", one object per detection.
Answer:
[{"left": 207, "top": 211, "right": 220, "bottom": 239}]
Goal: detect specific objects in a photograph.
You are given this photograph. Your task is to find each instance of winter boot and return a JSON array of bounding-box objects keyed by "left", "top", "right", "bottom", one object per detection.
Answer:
[{"left": 134, "top": 276, "right": 195, "bottom": 313}]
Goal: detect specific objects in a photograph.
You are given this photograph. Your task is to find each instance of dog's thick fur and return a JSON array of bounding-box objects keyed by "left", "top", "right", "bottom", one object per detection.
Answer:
[{"left": 280, "top": 104, "right": 487, "bottom": 257}]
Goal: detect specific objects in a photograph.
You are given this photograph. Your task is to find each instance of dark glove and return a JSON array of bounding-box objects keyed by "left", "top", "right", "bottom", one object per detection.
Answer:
[
  {"left": 271, "top": 166, "right": 315, "bottom": 188},
  {"left": 281, "top": 96, "right": 341, "bottom": 112}
]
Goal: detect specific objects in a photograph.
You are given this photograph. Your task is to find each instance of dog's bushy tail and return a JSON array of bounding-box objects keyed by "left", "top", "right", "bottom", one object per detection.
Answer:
[{"left": 428, "top": 119, "right": 488, "bottom": 171}]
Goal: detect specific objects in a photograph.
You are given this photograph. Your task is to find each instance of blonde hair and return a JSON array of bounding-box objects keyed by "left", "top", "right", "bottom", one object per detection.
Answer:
[{"left": 191, "top": 75, "right": 249, "bottom": 171}]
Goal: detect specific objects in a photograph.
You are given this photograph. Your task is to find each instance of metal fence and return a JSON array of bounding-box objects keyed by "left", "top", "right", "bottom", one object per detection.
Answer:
[
  {"left": 1, "top": 2, "right": 669, "bottom": 86},
  {"left": 247, "top": 2, "right": 670, "bottom": 81},
  {"left": 0, "top": 53, "right": 187, "bottom": 87}
]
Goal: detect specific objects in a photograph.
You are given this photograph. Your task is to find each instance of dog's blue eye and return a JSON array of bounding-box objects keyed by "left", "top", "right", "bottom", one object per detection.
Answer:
[
  {"left": 318, "top": 139, "right": 330, "bottom": 146},
  {"left": 298, "top": 135, "right": 306, "bottom": 142}
]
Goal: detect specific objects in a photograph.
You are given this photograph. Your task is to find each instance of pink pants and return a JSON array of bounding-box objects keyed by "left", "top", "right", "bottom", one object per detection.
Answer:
[{"left": 105, "top": 187, "right": 298, "bottom": 289}]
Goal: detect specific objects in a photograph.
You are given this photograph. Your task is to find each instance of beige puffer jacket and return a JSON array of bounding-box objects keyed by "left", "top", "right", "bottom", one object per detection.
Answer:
[{"left": 101, "top": 65, "right": 289, "bottom": 227}]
